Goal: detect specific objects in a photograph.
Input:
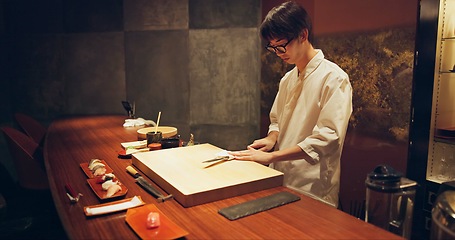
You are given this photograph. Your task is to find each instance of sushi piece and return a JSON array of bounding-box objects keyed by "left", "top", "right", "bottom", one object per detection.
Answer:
[
  {"left": 101, "top": 180, "right": 116, "bottom": 190},
  {"left": 88, "top": 159, "right": 106, "bottom": 176},
  {"left": 93, "top": 167, "right": 106, "bottom": 176},
  {"left": 94, "top": 173, "right": 116, "bottom": 184},
  {"left": 105, "top": 184, "right": 122, "bottom": 198},
  {"left": 88, "top": 159, "right": 104, "bottom": 171},
  {"left": 102, "top": 180, "right": 122, "bottom": 197},
  {"left": 146, "top": 212, "right": 160, "bottom": 229}
]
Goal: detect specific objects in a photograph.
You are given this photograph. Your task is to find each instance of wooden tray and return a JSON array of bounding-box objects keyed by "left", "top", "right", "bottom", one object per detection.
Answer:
[
  {"left": 84, "top": 196, "right": 145, "bottom": 216},
  {"left": 87, "top": 178, "right": 128, "bottom": 200},
  {"left": 137, "top": 126, "right": 178, "bottom": 140},
  {"left": 80, "top": 160, "right": 113, "bottom": 178},
  {"left": 125, "top": 204, "right": 188, "bottom": 239}
]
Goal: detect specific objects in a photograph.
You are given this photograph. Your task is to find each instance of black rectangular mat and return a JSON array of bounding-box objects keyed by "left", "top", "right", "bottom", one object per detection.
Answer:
[{"left": 218, "top": 191, "right": 301, "bottom": 220}]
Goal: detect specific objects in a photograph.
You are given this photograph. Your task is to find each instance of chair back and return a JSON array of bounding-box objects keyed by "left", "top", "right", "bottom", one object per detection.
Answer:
[
  {"left": 1, "top": 127, "right": 49, "bottom": 190},
  {"left": 14, "top": 113, "right": 47, "bottom": 146}
]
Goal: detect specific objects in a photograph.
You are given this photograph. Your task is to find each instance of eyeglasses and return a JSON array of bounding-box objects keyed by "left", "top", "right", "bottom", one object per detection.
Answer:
[{"left": 265, "top": 38, "right": 293, "bottom": 54}]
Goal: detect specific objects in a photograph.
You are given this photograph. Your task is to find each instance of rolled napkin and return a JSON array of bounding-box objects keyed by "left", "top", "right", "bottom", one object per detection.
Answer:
[
  {"left": 121, "top": 140, "right": 147, "bottom": 149},
  {"left": 123, "top": 118, "right": 156, "bottom": 128},
  {"left": 84, "top": 196, "right": 145, "bottom": 216}
]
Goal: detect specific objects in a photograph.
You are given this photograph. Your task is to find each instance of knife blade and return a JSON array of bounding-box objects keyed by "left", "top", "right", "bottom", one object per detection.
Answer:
[
  {"left": 126, "top": 166, "right": 173, "bottom": 202},
  {"left": 202, "top": 155, "right": 231, "bottom": 163}
]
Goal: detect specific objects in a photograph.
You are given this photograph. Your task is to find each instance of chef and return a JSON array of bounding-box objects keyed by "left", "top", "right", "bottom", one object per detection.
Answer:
[{"left": 229, "top": 1, "right": 352, "bottom": 208}]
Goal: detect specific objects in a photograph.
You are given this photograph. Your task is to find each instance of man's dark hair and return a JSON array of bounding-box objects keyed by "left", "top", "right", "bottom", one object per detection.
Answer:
[{"left": 260, "top": 1, "right": 313, "bottom": 44}]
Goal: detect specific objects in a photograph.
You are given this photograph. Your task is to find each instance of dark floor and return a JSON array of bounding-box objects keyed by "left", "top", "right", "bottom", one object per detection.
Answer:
[{"left": 0, "top": 166, "right": 67, "bottom": 240}]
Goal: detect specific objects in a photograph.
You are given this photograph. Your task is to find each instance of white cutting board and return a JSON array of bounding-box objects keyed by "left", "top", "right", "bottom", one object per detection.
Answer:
[{"left": 132, "top": 143, "right": 284, "bottom": 207}]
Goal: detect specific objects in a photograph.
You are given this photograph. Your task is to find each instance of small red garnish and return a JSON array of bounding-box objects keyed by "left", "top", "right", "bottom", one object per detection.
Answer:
[{"left": 95, "top": 176, "right": 105, "bottom": 184}]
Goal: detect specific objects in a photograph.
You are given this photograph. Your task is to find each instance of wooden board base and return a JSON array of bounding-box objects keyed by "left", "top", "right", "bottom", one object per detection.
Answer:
[{"left": 132, "top": 143, "right": 284, "bottom": 207}]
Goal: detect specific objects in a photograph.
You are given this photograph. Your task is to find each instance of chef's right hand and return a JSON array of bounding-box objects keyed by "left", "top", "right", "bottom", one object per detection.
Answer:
[{"left": 249, "top": 131, "right": 278, "bottom": 152}]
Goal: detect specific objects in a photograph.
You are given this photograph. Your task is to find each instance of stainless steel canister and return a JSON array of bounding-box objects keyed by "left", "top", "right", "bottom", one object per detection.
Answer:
[{"left": 431, "top": 190, "right": 455, "bottom": 239}]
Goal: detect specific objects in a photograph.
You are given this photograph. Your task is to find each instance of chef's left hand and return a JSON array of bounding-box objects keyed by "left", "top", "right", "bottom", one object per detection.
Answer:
[{"left": 229, "top": 146, "right": 274, "bottom": 165}]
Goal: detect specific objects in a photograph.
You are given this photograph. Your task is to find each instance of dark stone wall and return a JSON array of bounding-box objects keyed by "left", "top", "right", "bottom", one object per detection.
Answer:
[{"left": 0, "top": 0, "right": 261, "bottom": 179}]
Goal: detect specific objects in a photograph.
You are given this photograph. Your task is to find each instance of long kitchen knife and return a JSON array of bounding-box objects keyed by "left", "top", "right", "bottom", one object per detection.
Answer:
[{"left": 126, "top": 166, "right": 173, "bottom": 202}]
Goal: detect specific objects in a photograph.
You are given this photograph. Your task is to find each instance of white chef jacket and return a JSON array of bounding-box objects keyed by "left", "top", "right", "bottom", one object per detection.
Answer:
[{"left": 269, "top": 50, "right": 352, "bottom": 207}]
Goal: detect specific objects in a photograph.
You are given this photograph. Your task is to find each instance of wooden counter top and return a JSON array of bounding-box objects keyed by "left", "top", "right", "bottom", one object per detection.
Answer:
[{"left": 44, "top": 115, "right": 403, "bottom": 239}]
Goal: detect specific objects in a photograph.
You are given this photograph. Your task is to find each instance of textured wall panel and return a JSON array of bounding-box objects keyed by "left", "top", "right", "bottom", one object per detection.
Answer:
[
  {"left": 0, "top": 1, "right": 5, "bottom": 34},
  {"left": 189, "top": 28, "right": 260, "bottom": 125},
  {"left": 124, "top": 0, "right": 188, "bottom": 31},
  {"left": 191, "top": 124, "right": 259, "bottom": 150},
  {"left": 64, "top": 0, "right": 123, "bottom": 33},
  {"left": 2, "top": 0, "right": 64, "bottom": 34},
  {"left": 125, "top": 30, "right": 189, "bottom": 129},
  {"left": 0, "top": 37, "right": 11, "bottom": 123},
  {"left": 189, "top": 28, "right": 260, "bottom": 148},
  {"left": 7, "top": 35, "right": 66, "bottom": 119},
  {"left": 1, "top": 0, "right": 261, "bottom": 150},
  {"left": 64, "top": 32, "right": 126, "bottom": 115},
  {"left": 189, "top": 0, "right": 261, "bottom": 29}
]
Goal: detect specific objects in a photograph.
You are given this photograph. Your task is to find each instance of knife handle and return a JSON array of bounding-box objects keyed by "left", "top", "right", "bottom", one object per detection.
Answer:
[{"left": 126, "top": 166, "right": 140, "bottom": 177}]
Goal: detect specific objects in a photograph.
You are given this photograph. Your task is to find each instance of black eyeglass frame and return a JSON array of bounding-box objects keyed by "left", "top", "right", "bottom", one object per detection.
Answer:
[{"left": 265, "top": 38, "right": 294, "bottom": 54}]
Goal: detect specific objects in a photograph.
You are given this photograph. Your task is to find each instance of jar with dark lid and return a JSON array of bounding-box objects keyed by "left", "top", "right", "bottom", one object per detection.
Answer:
[{"left": 365, "top": 165, "right": 417, "bottom": 239}]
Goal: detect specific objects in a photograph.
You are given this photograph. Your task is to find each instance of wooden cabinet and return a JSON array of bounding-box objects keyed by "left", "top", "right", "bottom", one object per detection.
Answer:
[
  {"left": 408, "top": 0, "right": 455, "bottom": 239},
  {"left": 429, "top": 0, "right": 455, "bottom": 183}
]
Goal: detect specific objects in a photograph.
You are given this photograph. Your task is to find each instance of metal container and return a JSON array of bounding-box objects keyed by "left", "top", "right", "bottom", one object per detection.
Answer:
[
  {"left": 365, "top": 165, "right": 417, "bottom": 239},
  {"left": 431, "top": 190, "right": 455, "bottom": 240}
]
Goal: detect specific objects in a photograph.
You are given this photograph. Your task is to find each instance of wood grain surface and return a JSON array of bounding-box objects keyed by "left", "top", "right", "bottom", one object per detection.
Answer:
[
  {"left": 132, "top": 143, "right": 283, "bottom": 207},
  {"left": 44, "top": 115, "right": 404, "bottom": 239}
]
